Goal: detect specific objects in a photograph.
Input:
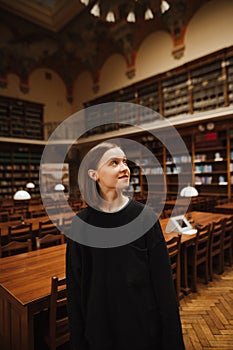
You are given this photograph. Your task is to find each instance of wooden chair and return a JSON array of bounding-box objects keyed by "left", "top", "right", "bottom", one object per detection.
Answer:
[
  {"left": 62, "top": 216, "right": 73, "bottom": 233},
  {"left": 8, "top": 213, "right": 23, "bottom": 222},
  {"left": 36, "top": 233, "right": 65, "bottom": 249},
  {"left": 209, "top": 218, "right": 226, "bottom": 281},
  {"left": 166, "top": 234, "right": 182, "bottom": 302},
  {"left": 30, "top": 208, "right": 47, "bottom": 218},
  {"left": 38, "top": 219, "right": 59, "bottom": 238},
  {"left": 223, "top": 215, "right": 233, "bottom": 267},
  {"left": 0, "top": 238, "right": 32, "bottom": 258},
  {"left": 8, "top": 222, "right": 33, "bottom": 242},
  {"left": 188, "top": 224, "right": 211, "bottom": 292},
  {"left": 44, "top": 276, "right": 70, "bottom": 350},
  {"left": 0, "top": 210, "right": 9, "bottom": 222}
]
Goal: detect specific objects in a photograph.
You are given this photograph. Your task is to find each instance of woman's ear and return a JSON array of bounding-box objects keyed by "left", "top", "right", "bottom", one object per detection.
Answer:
[{"left": 88, "top": 169, "right": 97, "bottom": 181}]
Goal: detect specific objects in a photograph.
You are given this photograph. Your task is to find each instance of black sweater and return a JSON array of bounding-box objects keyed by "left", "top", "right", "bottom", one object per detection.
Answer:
[{"left": 66, "top": 200, "right": 185, "bottom": 350}]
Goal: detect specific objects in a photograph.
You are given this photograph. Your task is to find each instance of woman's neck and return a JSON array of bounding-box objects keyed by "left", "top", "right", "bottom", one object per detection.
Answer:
[{"left": 98, "top": 193, "right": 129, "bottom": 213}]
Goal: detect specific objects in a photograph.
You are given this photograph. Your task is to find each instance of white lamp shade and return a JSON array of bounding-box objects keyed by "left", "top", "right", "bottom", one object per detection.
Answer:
[
  {"left": 180, "top": 186, "right": 198, "bottom": 197},
  {"left": 126, "top": 11, "right": 136, "bottom": 22},
  {"left": 80, "top": 0, "right": 89, "bottom": 5},
  {"left": 106, "top": 11, "right": 115, "bottom": 22},
  {"left": 161, "top": 0, "right": 170, "bottom": 14},
  {"left": 90, "top": 3, "right": 100, "bottom": 17},
  {"left": 26, "top": 182, "right": 35, "bottom": 189},
  {"left": 145, "top": 8, "right": 154, "bottom": 20},
  {"left": 54, "top": 184, "right": 65, "bottom": 191},
  {"left": 13, "top": 190, "right": 31, "bottom": 200}
]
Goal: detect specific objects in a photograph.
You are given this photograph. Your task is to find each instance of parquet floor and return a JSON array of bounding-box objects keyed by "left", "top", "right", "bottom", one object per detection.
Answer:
[{"left": 180, "top": 267, "right": 233, "bottom": 350}]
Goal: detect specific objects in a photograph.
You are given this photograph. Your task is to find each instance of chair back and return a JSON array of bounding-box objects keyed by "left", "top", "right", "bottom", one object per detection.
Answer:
[
  {"left": 166, "top": 234, "right": 182, "bottom": 301},
  {"left": 0, "top": 238, "right": 32, "bottom": 258},
  {"left": 194, "top": 223, "right": 211, "bottom": 264},
  {"left": 188, "top": 223, "right": 211, "bottom": 292},
  {"left": 62, "top": 216, "right": 73, "bottom": 233},
  {"left": 223, "top": 215, "right": 233, "bottom": 266},
  {"left": 209, "top": 218, "right": 226, "bottom": 280},
  {"left": 30, "top": 208, "right": 47, "bottom": 218},
  {"left": 210, "top": 219, "right": 225, "bottom": 255},
  {"left": 8, "top": 223, "right": 33, "bottom": 242},
  {"left": 38, "top": 219, "right": 59, "bottom": 238},
  {"left": 0, "top": 210, "right": 9, "bottom": 222},
  {"left": 48, "top": 276, "right": 69, "bottom": 350},
  {"left": 36, "top": 233, "right": 65, "bottom": 249}
]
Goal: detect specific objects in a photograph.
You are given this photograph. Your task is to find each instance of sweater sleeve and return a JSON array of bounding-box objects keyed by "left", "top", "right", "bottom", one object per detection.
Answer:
[
  {"left": 66, "top": 238, "right": 89, "bottom": 350},
  {"left": 147, "top": 220, "right": 185, "bottom": 350}
]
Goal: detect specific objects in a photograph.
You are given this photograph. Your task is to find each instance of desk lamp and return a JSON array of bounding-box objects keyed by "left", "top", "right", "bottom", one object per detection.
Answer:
[
  {"left": 54, "top": 184, "right": 65, "bottom": 191},
  {"left": 26, "top": 182, "right": 35, "bottom": 189},
  {"left": 180, "top": 185, "right": 198, "bottom": 223}
]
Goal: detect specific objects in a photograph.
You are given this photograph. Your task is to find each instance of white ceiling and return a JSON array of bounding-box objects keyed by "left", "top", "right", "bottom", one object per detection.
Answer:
[{"left": 0, "top": 0, "right": 84, "bottom": 31}]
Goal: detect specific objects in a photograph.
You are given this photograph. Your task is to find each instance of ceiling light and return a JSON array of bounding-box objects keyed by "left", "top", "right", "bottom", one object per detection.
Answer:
[
  {"left": 106, "top": 11, "right": 115, "bottom": 22},
  {"left": 144, "top": 8, "right": 154, "bottom": 20},
  {"left": 127, "top": 11, "right": 136, "bottom": 23},
  {"left": 161, "top": 0, "right": 170, "bottom": 14},
  {"left": 90, "top": 3, "right": 100, "bottom": 17}
]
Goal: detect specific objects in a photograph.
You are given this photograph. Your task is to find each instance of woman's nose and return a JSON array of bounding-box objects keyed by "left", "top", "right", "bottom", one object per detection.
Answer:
[{"left": 120, "top": 162, "right": 128, "bottom": 170}]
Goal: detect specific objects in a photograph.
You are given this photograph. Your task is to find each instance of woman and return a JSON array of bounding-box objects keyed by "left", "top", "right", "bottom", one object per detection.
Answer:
[{"left": 66, "top": 141, "right": 185, "bottom": 350}]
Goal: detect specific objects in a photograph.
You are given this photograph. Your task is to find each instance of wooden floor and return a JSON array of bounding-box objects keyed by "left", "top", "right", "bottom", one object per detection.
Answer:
[{"left": 180, "top": 266, "right": 233, "bottom": 350}]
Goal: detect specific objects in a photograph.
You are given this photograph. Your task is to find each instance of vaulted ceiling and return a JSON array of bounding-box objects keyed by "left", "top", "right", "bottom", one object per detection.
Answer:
[{"left": 0, "top": 0, "right": 211, "bottom": 101}]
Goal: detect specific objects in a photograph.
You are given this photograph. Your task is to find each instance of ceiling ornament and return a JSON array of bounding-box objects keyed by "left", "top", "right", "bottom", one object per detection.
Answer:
[{"left": 80, "top": 0, "right": 170, "bottom": 23}]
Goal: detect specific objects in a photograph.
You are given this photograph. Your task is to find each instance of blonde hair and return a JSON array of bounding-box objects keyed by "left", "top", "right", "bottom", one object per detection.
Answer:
[{"left": 78, "top": 142, "right": 121, "bottom": 207}]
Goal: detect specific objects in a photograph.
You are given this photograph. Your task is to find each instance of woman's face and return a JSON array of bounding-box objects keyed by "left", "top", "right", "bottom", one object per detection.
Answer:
[{"left": 90, "top": 147, "right": 130, "bottom": 194}]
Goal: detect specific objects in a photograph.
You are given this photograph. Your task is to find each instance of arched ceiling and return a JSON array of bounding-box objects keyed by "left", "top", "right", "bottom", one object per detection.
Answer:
[{"left": 0, "top": 0, "right": 211, "bottom": 101}]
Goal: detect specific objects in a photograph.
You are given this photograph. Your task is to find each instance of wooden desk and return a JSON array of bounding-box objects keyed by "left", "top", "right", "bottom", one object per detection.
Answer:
[
  {"left": 160, "top": 211, "right": 232, "bottom": 294},
  {"left": 214, "top": 201, "right": 233, "bottom": 213},
  {"left": 0, "top": 244, "right": 66, "bottom": 350},
  {"left": 163, "top": 198, "right": 190, "bottom": 207}
]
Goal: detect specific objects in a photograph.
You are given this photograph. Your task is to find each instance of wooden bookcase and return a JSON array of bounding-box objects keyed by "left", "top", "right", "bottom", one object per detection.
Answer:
[
  {"left": 0, "top": 142, "right": 44, "bottom": 199},
  {"left": 77, "top": 119, "right": 233, "bottom": 201},
  {"left": 83, "top": 46, "right": 233, "bottom": 137},
  {"left": 0, "top": 96, "right": 44, "bottom": 140}
]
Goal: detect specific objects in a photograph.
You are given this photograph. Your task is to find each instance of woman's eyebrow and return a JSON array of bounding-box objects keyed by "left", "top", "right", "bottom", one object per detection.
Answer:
[
  {"left": 107, "top": 157, "right": 126, "bottom": 162},
  {"left": 101, "top": 156, "right": 127, "bottom": 166}
]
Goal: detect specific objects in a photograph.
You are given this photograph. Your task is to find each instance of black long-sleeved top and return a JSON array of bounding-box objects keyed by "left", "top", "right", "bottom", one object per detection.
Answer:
[{"left": 66, "top": 199, "right": 185, "bottom": 350}]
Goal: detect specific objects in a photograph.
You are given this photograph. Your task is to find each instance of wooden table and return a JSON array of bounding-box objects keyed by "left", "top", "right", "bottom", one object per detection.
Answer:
[
  {"left": 0, "top": 244, "right": 66, "bottom": 350},
  {"left": 162, "top": 198, "right": 191, "bottom": 207},
  {"left": 214, "top": 201, "right": 233, "bottom": 214},
  {"left": 160, "top": 211, "right": 232, "bottom": 294}
]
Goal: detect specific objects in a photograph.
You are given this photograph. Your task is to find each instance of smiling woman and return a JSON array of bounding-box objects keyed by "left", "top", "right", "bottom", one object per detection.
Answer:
[
  {"left": 66, "top": 141, "right": 185, "bottom": 350},
  {"left": 78, "top": 142, "right": 130, "bottom": 212}
]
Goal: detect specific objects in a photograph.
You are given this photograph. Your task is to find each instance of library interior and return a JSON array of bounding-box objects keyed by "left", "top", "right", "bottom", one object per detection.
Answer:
[{"left": 0, "top": 0, "right": 233, "bottom": 349}]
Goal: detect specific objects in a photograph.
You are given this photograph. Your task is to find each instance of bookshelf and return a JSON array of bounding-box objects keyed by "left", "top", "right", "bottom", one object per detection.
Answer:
[
  {"left": 162, "top": 72, "right": 190, "bottom": 118},
  {"left": 0, "top": 143, "right": 44, "bottom": 199},
  {"left": 140, "top": 136, "right": 165, "bottom": 197},
  {"left": 84, "top": 46, "right": 233, "bottom": 137},
  {"left": 190, "top": 59, "right": 225, "bottom": 112},
  {"left": 111, "top": 122, "right": 232, "bottom": 200},
  {"left": 0, "top": 96, "right": 44, "bottom": 140},
  {"left": 193, "top": 130, "right": 228, "bottom": 197}
]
